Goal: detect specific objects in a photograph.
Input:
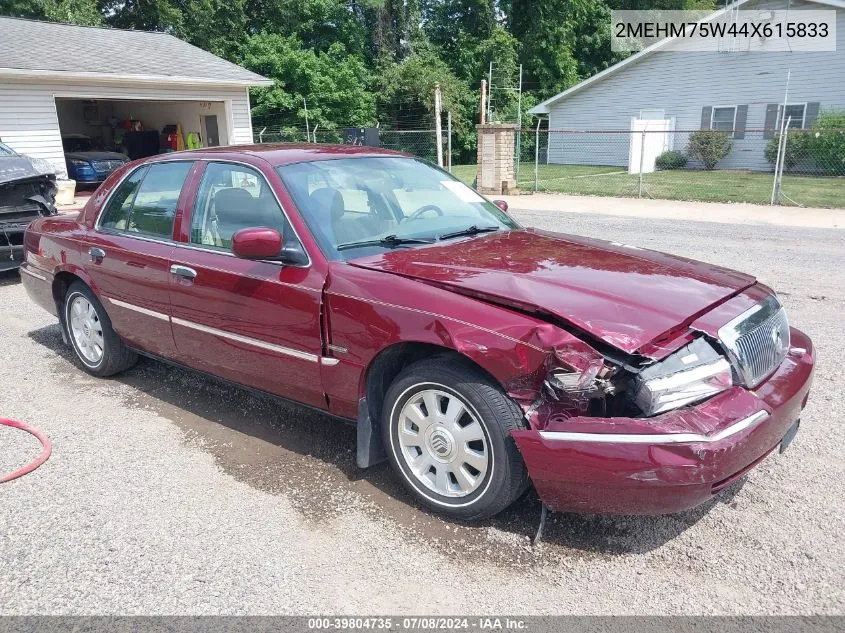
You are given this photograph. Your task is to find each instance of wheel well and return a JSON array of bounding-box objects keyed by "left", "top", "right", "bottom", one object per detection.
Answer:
[
  {"left": 356, "top": 342, "right": 499, "bottom": 468},
  {"left": 52, "top": 271, "right": 82, "bottom": 306}
]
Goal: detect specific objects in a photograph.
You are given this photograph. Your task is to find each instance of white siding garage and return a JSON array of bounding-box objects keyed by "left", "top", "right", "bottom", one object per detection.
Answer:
[{"left": 0, "top": 17, "right": 271, "bottom": 178}]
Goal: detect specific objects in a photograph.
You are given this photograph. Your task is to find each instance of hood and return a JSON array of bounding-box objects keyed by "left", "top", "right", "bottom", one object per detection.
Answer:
[
  {"left": 0, "top": 155, "right": 55, "bottom": 186},
  {"left": 349, "top": 229, "right": 756, "bottom": 355},
  {"left": 65, "top": 151, "right": 127, "bottom": 162}
]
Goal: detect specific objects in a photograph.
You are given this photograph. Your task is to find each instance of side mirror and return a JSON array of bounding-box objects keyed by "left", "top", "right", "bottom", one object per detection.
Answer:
[
  {"left": 493, "top": 199, "right": 508, "bottom": 212},
  {"left": 232, "top": 227, "right": 283, "bottom": 260}
]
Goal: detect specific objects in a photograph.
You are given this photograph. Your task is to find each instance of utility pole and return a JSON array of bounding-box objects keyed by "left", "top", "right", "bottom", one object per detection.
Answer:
[
  {"left": 771, "top": 68, "right": 792, "bottom": 205},
  {"left": 480, "top": 80, "right": 487, "bottom": 124},
  {"left": 434, "top": 83, "right": 444, "bottom": 168}
]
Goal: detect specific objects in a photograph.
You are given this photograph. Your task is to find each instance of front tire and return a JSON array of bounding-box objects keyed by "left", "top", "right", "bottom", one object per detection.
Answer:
[
  {"left": 382, "top": 358, "right": 529, "bottom": 520},
  {"left": 63, "top": 282, "right": 137, "bottom": 377}
]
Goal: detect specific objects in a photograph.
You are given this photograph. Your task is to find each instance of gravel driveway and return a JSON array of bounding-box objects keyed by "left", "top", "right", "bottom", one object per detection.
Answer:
[{"left": 0, "top": 209, "right": 842, "bottom": 615}]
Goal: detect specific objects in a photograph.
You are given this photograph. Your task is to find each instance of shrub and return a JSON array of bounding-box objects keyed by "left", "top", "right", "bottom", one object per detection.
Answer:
[
  {"left": 655, "top": 150, "right": 687, "bottom": 170},
  {"left": 686, "top": 130, "right": 732, "bottom": 170},
  {"left": 811, "top": 110, "right": 845, "bottom": 176},
  {"left": 764, "top": 131, "right": 812, "bottom": 172}
]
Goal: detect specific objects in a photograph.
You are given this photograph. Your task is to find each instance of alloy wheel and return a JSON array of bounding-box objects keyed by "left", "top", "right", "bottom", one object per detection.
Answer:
[
  {"left": 396, "top": 388, "right": 490, "bottom": 498},
  {"left": 68, "top": 295, "right": 104, "bottom": 365}
]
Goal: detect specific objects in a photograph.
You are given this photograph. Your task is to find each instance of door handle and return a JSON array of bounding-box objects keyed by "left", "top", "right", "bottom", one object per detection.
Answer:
[
  {"left": 89, "top": 247, "right": 105, "bottom": 262},
  {"left": 170, "top": 264, "right": 197, "bottom": 280}
]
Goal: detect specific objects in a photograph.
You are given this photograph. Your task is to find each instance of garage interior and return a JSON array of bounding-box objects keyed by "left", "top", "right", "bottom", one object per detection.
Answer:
[{"left": 54, "top": 97, "right": 230, "bottom": 160}]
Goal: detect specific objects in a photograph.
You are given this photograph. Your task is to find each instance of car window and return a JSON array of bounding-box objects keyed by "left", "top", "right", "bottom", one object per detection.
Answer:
[
  {"left": 99, "top": 166, "right": 147, "bottom": 230},
  {"left": 190, "top": 162, "right": 292, "bottom": 252},
  {"left": 127, "top": 162, "right": 193, "bottom": 239},
  {"left": 0, "top": 142, "right": 16, "bottom": 156}
]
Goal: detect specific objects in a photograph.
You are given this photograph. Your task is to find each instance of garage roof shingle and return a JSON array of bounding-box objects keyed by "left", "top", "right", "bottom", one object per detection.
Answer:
[{"left": 0, "top": 17, "right": 272, "bottom": 86}]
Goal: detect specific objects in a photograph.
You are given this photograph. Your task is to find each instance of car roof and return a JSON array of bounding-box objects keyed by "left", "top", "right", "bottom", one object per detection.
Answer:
[{"left": 144, "top": 143, "right": 413, "bottom": 167}]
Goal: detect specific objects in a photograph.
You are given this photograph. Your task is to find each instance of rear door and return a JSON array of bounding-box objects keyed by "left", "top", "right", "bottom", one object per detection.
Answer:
[
  {"left": 86, "top": 160, "right": 194, "bottom": 358},
  {"left": 168, "top": 160, "right": 326, "bottom": 407}
]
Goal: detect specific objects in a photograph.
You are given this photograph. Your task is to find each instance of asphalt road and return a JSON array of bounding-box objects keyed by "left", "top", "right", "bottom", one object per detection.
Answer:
[{"left": 0, "top": 209, "right": 843, "bottom": 615}]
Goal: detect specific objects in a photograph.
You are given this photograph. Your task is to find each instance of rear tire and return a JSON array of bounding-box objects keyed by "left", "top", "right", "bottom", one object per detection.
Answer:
[
  {"left": 382, "top": 357, "right": 529, "bottom": 520},
  {"left": 63, "top": 282, "right": 137, "bottom": 377}
]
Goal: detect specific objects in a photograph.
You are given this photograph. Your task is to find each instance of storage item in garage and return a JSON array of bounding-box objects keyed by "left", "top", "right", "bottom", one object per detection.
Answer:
[
  {"left": 187, "top": 131, "right": 203, "bottom": 149},
  {"left": 55, "top": 179, "right": 76, "bottom": 205},
  {"left": 161, "top": 124, "right": 186, "bottom": 151},
  {"left": 124, "top": 130, "right": 160, "bottom": 160}
]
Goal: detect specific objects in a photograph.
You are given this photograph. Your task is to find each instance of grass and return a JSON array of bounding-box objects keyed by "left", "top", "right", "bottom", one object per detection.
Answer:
[{"left": 450, "top": 164, "right": 845, "bottom": 209}]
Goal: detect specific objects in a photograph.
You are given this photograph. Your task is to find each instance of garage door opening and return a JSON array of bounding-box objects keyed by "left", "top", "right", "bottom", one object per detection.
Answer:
[{"left": 54, "top": 97, "right": 229, "bottom": 185}]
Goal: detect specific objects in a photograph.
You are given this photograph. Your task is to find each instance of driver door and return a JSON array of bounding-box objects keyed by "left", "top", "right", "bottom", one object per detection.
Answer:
[{"left": 169, "top": 160, "right": 326, "bottom": 407}]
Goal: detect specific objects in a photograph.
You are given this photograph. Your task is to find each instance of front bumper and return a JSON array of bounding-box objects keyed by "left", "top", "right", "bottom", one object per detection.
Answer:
[{"left": 512, "top": 327, "right": 815, "bottom": 515}]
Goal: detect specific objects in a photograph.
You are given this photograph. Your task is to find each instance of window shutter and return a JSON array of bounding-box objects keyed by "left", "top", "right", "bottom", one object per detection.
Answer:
[
  {"left": 805, "top": 102, "right": 821, "bottom": 128},
  {"left": 734, "top": 105, "right": 748, "bottom": 139},
  {"left": 763, "top": 104, "right": 779, "bottom": 139},
  {"left": 700, "top": 106, "right": 713, "bottom": 130}
]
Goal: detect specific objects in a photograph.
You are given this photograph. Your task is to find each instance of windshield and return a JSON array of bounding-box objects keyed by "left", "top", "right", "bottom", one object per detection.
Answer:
[
  {"left": 0, "top": 142, "right": 16, "bottom": 157},
  {"left": 277, "top": 157, "right": 518, "bottom": 260},
  {"left": 63, "top": 137, "right": 93, "bottom": 152}
]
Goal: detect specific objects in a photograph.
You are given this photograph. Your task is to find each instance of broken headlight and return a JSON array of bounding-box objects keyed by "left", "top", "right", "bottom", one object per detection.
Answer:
[{"left": 633, "top": 338, "right": 733, "bottom": 416}]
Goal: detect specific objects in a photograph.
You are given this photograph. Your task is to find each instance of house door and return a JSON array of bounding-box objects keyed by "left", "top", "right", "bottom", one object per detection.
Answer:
[{"left": 203, "top": 115, "right": 220, "bottom": 147}]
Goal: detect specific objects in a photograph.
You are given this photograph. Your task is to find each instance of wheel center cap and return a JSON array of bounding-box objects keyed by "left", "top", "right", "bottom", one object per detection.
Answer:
[
  {"left": 427, "top": 426, "right": 455, "bottom": 462},
  {"left": 82, "top": 323, "right": 90, "bottom": 337}
]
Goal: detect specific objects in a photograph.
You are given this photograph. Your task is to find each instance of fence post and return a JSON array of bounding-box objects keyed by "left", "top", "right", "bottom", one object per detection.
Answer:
[
  {"left": 638, "top": 129, "right": 646, "bottom": 198},
  {"left": 434, "top": 83, "right": 444, "bottom": 168},
  {"left": 771, "top": 116, "right": 792, "bottom": 205},
  {"left": 447, "top": 111, "right": 452, "bottom": 173},
  {"left": 534, "top": 118, "right": 541, "bottom": 192}
]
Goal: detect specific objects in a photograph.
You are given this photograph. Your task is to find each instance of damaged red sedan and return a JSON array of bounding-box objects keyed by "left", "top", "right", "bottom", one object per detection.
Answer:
[{"left": 20, "top": 145, "right": 814, "bottom": 520}]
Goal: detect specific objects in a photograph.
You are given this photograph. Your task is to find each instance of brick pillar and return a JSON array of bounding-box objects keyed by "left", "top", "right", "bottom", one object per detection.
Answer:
[{"left": 475, "top": 123, "right": 518, "bottom": 195}]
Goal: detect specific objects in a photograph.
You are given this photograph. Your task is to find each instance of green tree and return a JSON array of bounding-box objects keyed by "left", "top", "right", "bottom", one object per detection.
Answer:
[
  {"left": 242, "top": 33, "right": 377, "bottom": 132},
  {"left": 44, "top": 0, "right": 101, "bottom": 24}
]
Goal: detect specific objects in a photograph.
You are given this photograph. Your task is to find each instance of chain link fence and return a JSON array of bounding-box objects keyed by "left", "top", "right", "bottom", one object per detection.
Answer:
[
  {"left": 510, "top": 127, "right": 845, "bottom": 208},
  {"left": 252, "top": 127, "right": 461, "bottom": 172},
  {"left": 251, "top": 121, "right": 844, "bottom": 209}
]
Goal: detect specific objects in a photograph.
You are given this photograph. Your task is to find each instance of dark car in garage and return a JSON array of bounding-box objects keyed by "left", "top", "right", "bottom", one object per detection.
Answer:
[{"left": 62, "top": 135, "right": 128, "bottom": 185}]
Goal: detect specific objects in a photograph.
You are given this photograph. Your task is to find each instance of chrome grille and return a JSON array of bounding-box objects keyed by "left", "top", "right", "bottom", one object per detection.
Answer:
[
  {"left": 92, "top": 160, "right": 124, "bottom": 173},
  {"left": 718, "top": 294, "right": 790, "bottom": 388}
]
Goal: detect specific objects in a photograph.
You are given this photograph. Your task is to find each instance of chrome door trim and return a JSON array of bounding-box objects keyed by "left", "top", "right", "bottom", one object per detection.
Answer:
[
  {"left": 538, "top": 410, "right": 769, "bottom": 444},
  {"left": 171, "top": 316, "right": 319, "bottom": 363},
  {"left": 107, "top": 297, "right": 170, "bottom": 322}
]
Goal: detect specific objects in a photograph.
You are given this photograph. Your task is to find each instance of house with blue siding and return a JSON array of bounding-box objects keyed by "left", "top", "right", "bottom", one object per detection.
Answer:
[{"left": 528, "top": 0, "right": 845, "bottom": 172}]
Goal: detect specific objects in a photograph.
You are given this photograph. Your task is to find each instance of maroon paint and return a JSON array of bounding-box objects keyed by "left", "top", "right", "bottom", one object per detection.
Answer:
[
  {"left": 512, "top": 329, "right": 814, "bottom": 514},
  {"left": 231, "top": 228, "right": 283, "bottom": 260},
  {"left": 19, "top": 144, "right": 816, "bottom": 516},
  {"left": 349, "top": 229, "right": 756, "bottom": 356}
]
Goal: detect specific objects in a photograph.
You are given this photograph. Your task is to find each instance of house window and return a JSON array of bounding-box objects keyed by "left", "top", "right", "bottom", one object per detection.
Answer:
[
  {"left": 711, "top": 106, "right": 737, "bottom": 135},
  {"left": 780, "top": 104, "right": 806, "bottom": 129}
]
